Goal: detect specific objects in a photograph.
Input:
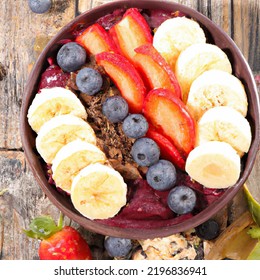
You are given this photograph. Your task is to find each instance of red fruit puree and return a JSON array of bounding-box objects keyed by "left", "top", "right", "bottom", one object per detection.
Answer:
[{"left": 38, "top": 65, "right": 70, "bottom": 91}]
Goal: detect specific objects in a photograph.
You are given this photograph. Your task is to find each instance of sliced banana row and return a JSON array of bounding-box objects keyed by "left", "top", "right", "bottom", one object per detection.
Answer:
[
  {"left": 27, "top": 87, "right": 127, "bottom": 219},
  {"left": 184, "top": 75, "right": 251, "bottom": 188},
  {"left": 184, "top": 70, "right": 251, "bottom": 188}
]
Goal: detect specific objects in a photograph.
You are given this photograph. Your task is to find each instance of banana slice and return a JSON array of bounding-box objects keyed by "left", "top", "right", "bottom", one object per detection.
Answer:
[
  {"left": 28, "top": 87, "right": 87, "bottom": 133},
  {"left": 187, "top": 70, "right": 248, "bottom": 120},
  {"left": 175, "top": 44, "right": 232, "bottom": 103},
  {"left": 71, "top": 163, "right": 127, "bottom": 220},
  {"left": 153, "top": 17, "right": 206, "bottom": 70},
  {"left": 52, "top": 140, "right": 107, "bottom": 194},
  {"left": 197, "top": 106, "right": 252, "bottom": 156},
  {"left": 36, "top": 115, "right": 96, "bottom": 164},
  {"left": 185, "top": 141, "right": 241, "bottom": 189}
]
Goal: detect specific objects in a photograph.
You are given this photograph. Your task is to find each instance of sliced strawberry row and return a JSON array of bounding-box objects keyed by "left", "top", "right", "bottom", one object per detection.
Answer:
[{"left": 143, "top": 88, "right": 196, "bottom": 157}]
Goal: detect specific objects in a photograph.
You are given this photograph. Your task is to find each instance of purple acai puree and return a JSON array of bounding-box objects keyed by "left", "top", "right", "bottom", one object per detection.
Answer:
[
  {"left": 203, "top": 188, "right": 225, "bottom": 205},
  {"left": 97, "top": 212, "right": 193, "bottom": 229},
  {"left": 119, "top": 179, "right": 174, "bottom": 220}
]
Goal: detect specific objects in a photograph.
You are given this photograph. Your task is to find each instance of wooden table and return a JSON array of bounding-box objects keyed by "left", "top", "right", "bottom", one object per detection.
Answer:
[{"left": 0, "top": 0, "right": 259, "bottom": 260}]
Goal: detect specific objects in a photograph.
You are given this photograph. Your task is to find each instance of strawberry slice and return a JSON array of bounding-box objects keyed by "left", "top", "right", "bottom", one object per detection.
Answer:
[
  {"left": 75, "top": 23, "right": 118, "bottom": 55},
  {"left": 146, "top": 125, "right": 186, "bottom": 170},
  {"left": 96, "top": 52, "right": 146, "bottom": 113},
  {"left": 134, "top": 44, "right": 182, "bottom": 99},
  {"left": 109, "top": 8, "right": 152, "bottom": 62},
  {"left": 143, "top": 88, "right": 196, "bottom": 157}
]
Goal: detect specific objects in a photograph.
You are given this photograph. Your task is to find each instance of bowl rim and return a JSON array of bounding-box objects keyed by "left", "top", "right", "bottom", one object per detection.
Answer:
[{"left": 20, "top": 0, "right": 260, "bottom": 239}]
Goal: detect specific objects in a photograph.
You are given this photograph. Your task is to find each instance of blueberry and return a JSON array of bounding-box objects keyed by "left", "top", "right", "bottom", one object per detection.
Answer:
[
  {"left": 131, "top": 137, "right": 160, "bottom": 166},
  {"left": 122, "top": 114, "right": 149, "bottom": 138},
  {"left": 104, "top": 237, "right": 132, "bottom": 258},
  {"left": 57, "top": 42, "right": 87, "bottom": 73},
  {"left": 195, "top": 219, "right": 220, "bottom": 240},
  {"left": 76, "top": 68, "right": 103, "bottom": 95},
  {"left": 167, "top": 186, "right": 196, "bottom": 214},
  {"left": 28, "top": 0, "right": 52, "bottom": 14},
  {"left": 147, "top": 160, "right": 177, "bottom": 191},
  {"left": 102, "top": 96, "right": 129, "bottom": 123}
]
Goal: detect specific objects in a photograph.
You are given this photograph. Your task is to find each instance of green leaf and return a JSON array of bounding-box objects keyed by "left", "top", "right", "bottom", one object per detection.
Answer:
[
  {"left": 23, "top": 214, "right": 63, "bottom": 240},
  {"left": 244, "top": 185, "right": 260, "bottom": 227},
  {"left": 247, "top": 226, "right": 260, "bottom": 239},
  {"left": 247, "top": 241, "right": 260, "bottom": 260}
]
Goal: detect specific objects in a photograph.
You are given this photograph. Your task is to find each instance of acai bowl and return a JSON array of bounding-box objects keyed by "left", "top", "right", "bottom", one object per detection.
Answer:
[{"left": 20, "top": 0, "right": 260, "bottom": 239}]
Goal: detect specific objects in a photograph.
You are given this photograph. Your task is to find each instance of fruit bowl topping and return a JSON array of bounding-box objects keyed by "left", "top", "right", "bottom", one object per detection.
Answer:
[{"left": 25, "top": 6, "right": 253, "bottom": 231}]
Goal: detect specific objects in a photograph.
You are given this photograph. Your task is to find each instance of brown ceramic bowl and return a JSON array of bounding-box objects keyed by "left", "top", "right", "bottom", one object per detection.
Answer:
[{"left": 20, "top": 0, "right": 260, "bottom": 239}]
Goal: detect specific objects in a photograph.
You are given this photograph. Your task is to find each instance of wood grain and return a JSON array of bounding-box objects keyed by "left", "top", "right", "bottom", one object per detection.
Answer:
[
  {"left": 0, "top": 0, "right": 75, "bottom": 149},
  {"left": 0, "top": 0, "right": 259, "bottom": 260}
]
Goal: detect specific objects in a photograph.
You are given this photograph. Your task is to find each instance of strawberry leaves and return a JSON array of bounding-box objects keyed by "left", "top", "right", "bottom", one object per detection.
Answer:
[{"left": 23, "top": 213, "right": 63, "bottom": 240}]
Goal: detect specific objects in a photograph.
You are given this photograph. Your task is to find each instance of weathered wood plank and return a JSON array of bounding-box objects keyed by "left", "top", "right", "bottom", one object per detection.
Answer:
[
  {"left": 91, "top": 0, "right": 114, "bottom": 9},
  {"left": 246, "top": 150, "right": 260, "bottom": 201},
  {"left": 0, "top": 0, "right": 78, "bottom": 259},
  {"left": 0, "top": 151, "right": 51, "bottom": 259},
  {"left": 0, "top": 0, "right": 76, "bottom": 149},
  {"left": 232, "top": 0, "right": 260, "bottom": 72},
  {"left": 77, "top": 0, "right": 92, "bottom": 14}
]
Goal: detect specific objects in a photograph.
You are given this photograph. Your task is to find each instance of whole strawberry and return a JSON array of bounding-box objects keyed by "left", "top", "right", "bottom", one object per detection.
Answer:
[{"left": 24, "top": 214, "right": 92, "bottom": 260}]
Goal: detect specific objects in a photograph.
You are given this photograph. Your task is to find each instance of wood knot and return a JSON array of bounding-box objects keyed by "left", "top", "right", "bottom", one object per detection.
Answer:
[{"left": 0, "top": 62, "right": 7, "bottom": 81}]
